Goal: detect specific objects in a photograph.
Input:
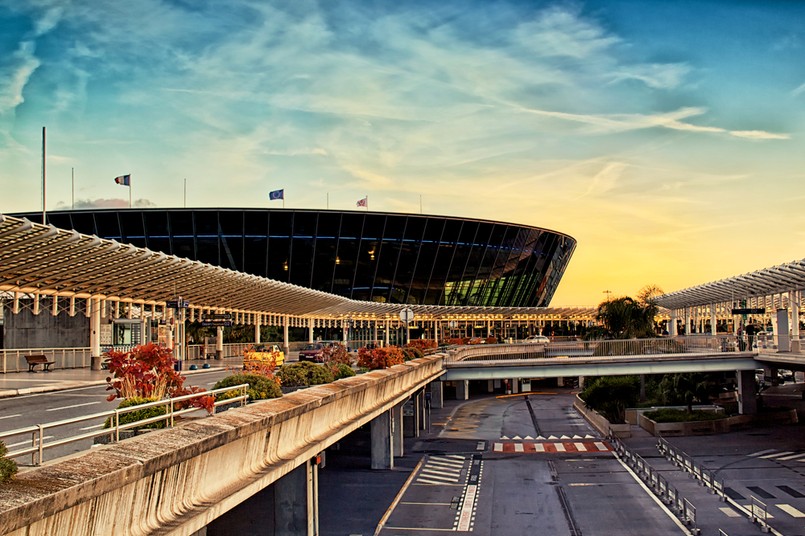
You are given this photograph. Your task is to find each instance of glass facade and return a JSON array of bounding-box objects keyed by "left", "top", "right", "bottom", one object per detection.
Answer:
[{"left": 17, "top": 209, "right": 576, "bottom": 307}]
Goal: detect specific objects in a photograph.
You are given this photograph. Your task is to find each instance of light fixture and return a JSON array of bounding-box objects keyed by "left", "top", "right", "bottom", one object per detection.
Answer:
[{"left": 335, "top": 256, "right": 341, "bottom": 265}]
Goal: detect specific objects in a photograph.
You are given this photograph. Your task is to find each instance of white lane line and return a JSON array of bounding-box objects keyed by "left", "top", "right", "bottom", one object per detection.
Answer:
[
  {"left": 46, "top": 401, "right": 101, "bottom": 412},
  {"left": 760, "top": 451, "right": 794, "bottom": 459},
  {"left": 749, "top": 448, "right": 779, "bottom": 457},
  {"left": 594, "top": 442, "right": 608, "bottom": 451},
  {"left": 493, "top": 442, "right": 503, "bottom": 452},
  {"left": 414, "top": 480, "right": 463, "bottom": 486},
  {"left": 6, "top": 436, "right": 54, "bottom": 449},
  {"left": 443, "top": 454, "right": 465, "bottom": 460},
  {"left": 514, "top": 443, "right": 524, "bottom": 453},
  {"left": 777, "top": 504, "right": 805, "bottom": 518},
  {"left": 778, "top": 452, "right": 805, "bottom": 461},
  {"left": 0, "top": 414, "right": 22, "bottom": 420},
  {"left": 456, "top": 484, "right": 478, "bottom": 531},
  {"left": 719, "top": 507, "right": 741, "bottom": 518},
  {"left": 80, "top": 424, "right": 105, "bottom": 431}
]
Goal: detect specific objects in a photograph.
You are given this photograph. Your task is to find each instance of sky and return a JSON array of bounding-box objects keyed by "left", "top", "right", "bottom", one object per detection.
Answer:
[{"left": 1, "top": 0, "right": 804, "bottom": 307}]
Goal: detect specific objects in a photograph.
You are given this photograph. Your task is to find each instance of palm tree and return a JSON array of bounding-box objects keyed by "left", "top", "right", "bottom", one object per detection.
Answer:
[{"left": 596, "top": 285, "right": 663, "bottom": 339}]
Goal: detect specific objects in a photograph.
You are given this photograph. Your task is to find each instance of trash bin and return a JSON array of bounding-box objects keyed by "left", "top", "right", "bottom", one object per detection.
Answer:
[{"left": 91, "top": 355, "right": 103, "bottom": 371}]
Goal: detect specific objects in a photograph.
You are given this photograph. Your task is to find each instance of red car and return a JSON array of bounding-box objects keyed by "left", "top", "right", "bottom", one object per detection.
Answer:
[{"left": 298, "top": 343, "right": 326, "bottom": 363}]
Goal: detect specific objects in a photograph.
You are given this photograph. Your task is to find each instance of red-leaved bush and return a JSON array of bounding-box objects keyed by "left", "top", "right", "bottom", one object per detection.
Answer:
[
  {"left": 357, "top": 345, "right": 405, "bottom": 370},
  {"left": 406, "top": 339, "right": 438, "bottom": 350}
]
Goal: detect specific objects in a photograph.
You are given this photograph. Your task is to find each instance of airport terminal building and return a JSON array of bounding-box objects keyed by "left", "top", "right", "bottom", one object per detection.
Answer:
[{"left": 13, "top": 208, "right": 576, "bottom": 308}]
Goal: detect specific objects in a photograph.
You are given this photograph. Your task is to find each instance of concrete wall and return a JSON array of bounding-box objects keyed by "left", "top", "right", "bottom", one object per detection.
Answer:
[
  {"left": 572, "top": 395, "right": 631, "bottom": 438},
  {"left": 3, "top": 301, "right": 89, "bottom": 348},
  {"left": 0, "top": 356, "right": 444, "bottom": 536}
]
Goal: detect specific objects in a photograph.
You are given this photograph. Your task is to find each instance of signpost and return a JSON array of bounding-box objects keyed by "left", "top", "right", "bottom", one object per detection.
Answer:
[{"left": 400, "top": 308, "right": 415, "bottom": 345}]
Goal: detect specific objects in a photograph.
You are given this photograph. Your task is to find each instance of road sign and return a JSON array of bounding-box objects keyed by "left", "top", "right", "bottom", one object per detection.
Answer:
[
  {"left": 201, "top": 321, "right": 233, "bottom": 327},
  {"left": 400, "top": 307, "right": 414, "bottom": 324},
  {"left": 731, "top": 308, "right": 765, "bottom": 315},
  {"left": 166, "top": 299, "right": 189, "bottom": 309},
  {"left": 202, "top": 313, "right": 232, "bottom": 321}
]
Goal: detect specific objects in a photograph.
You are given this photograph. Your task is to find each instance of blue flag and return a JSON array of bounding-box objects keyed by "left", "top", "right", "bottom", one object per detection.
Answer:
[
  {"left": 114, "top": 174, "right": 131, "bottom": 186},
  {"left": 269, "top": 189, "right": 284, "bottom": 200}
]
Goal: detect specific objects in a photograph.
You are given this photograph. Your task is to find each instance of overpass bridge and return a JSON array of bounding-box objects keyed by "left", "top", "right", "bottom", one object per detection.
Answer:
[{"left": 0, "top": 341, "right": 780, "bottom": 536}]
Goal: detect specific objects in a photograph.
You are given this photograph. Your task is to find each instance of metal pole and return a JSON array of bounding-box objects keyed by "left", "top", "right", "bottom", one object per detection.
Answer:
[
  {"left": 42, "top": 127, "right": 46, "bottom": 224},
  {"left": 183, "top": 178, "right": 187, "bottom": 208},
  {"left": 71, "top": 167, "right": 74, "bottom": 209}
]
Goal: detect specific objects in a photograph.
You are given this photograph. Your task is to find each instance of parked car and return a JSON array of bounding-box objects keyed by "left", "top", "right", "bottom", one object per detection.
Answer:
[
  {"left": 298, "top": 343, "right": 326, "bottom": 363},
  {"left": 243, "top": 344, "right": 284, "bottom": 370},
  {"left": 524, "top": 335, "right": 550, "bottom": 344}
]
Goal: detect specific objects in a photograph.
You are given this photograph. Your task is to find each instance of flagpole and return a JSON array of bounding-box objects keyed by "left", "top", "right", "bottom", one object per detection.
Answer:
[
  {"left": 327, "top": 192, "right": 329, "bottom": 209},
  {"left": 129, "top": 183, "right": 132, "bottom": 209},
  {"left": 420, "top": 194, "right": 422, "bottom": 214},
  {"left": 72, "top": 167, "right": 75, "bottom": 210},
  {"left": 42, "top": 127, "right": 46, "bottom": 224},
  {"left": 183, "top": 178, "right": 187, "bottom": 208}
]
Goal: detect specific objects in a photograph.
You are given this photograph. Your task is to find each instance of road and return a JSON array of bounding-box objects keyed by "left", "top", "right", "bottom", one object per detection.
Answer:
[{"left": 0, "top": 368, "right": 234, "bottom": 464}]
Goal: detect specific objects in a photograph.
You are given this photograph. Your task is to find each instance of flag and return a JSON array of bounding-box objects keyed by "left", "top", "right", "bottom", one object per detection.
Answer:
[
  {"left": 269, "top": 189, "right": 284, "bottom": 200},
  {"left": 114, "top": 174, "right": 131, "bottom": 186},
  {"left": 356, "top": 196, "right": 368, "bottom": 207}
]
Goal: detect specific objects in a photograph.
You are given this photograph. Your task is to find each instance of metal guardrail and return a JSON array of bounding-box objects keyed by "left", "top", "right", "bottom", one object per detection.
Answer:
[
  {"left": 610, "top": 435, "right": 702, "bottom": 534},
  {"left": 656, "top": 437, "right": 726, "bottom": 501},
  {"left": 445, "top": 336, "right": 743, "bottom": 363},
  {"left": 0, "top": 384, "right": 249, "bottom": 466}
]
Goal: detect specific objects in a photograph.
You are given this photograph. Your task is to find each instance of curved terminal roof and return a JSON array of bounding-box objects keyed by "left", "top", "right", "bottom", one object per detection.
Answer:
[
  {"left": 0, "top": 214, "right": 594, "bottom": 321},
  {"left": 655, "top": 259, "right": 805, "bottom": 310}
]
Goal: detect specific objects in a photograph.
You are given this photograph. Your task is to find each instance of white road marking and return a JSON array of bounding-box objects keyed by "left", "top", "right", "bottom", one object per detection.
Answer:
[
  {"left": 719, "top": 507, "right": 741, "bottom": 518},
  {"left": 46, "top": 401, "right": 101, "bottom": 412},
  {"left": 534, "top": 443, "right": 545, "bottom": 452},
  {"left": 80, "top": 424, "right": 105, "bottom": 431},
  {"left": 574, "top": 442, "right": 586, "bottom": 451},
  {"left": 778, "top": 452, "right": 805, "bottom": 461},
  {"left": 476, "top": 441, "right": 485, "bottom": 451},
  {"left": 0, "top": 414, "right": 22, "bottom": 420},
  {"left": 776, "top": 504, "right": 805, "bottom": 518},
  {"left": 420, "top": 468, "right": 461, "bottom": 478},
  {"left": 6, "top": 436, "right": 54, "bottom": 449},
  {"left": 760, "top": 451, "right": 794, "bottom": 459},
  {"left": 456, "top": 484, "right": 478, "bottom": 531},
  {"left": 414, "top": 479, "right": 463, "bottom": 486},
  {"left": 514, "top": 443, "right": 524, "bottom": 453},
  {"left": 594, "top": 442, "right": 608, "bottom": 451},
  {"left": 749, "top": 448, "right": 779, "bottom": 457},
  {"left": 493, "top": 442, "right": 503, "bottom": 452},
  {"left": 555, "top": 443, "right": 566, "bottom": 452}
]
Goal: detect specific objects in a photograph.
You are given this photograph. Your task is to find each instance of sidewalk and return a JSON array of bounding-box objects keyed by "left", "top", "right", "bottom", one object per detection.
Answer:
[{"left": 0, "top": 357, "right": 242, "bottom": 398}]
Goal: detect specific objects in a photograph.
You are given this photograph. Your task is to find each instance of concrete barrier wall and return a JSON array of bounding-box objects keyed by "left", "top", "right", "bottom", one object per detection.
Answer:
[
  {"left": 0, "top": 356, "right": 444, "bottom": 536},
  {"left": 572, "top": 395, "right": 631, "bottom": 438}
]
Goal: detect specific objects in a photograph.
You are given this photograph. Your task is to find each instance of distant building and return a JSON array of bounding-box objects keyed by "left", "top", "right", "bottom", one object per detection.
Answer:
[{"left": 13, "top": 208, "right": 576, "bottom": 307}]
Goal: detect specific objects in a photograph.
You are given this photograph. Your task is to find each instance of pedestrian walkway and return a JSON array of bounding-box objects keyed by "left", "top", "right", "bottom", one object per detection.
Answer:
[{"left": 0, "top": 357, "right": 241, "bottom": 398}]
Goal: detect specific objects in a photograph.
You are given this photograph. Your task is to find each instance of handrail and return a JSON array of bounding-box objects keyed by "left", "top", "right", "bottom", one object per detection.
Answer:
[{"left": 0, "top": 384, "right": 249, "bottom": 465}]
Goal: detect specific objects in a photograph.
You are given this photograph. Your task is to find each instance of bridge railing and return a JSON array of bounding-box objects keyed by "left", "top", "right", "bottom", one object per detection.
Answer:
[
  {"left": 445, "top": 336, "right": 741, "bottom": 362},
  {"left": 0, "top": 384, "right": 249, "bottom": 466}
]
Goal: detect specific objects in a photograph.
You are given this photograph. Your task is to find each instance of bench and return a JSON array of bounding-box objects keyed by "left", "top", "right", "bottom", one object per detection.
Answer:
[{"left": 25, "top": 354, "right": 55, "bottom": 372}]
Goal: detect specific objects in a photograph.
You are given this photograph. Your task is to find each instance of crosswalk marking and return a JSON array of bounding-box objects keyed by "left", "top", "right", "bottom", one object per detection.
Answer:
[
  {"left": 777, "top": 504, "right": 805, "bottom": 518},
  {"left": 748, "top": 448, "right": 778, "bottom": 457},
  {"left": 491, "top": 441, "right": 612, "bottom": 454},
  {"left": 760, "top": 451, "right": 795, "bottom": 459},
  {"left": 778, "top": 452, "right": 805, "bottom": 461},
  {"left": 414, "top": 455, "right": 468, "bottom": 486}
]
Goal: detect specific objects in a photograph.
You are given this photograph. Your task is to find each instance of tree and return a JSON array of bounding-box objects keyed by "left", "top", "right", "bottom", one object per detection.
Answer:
[
  {"left": 596, "top": 285, "right": 663, "bottom": 339},
  {"left": 658, "top": 373, "right": 715, "bottom": 412},
  {"left": 579, "top": 376, "right": 640, "bottom": 423}
]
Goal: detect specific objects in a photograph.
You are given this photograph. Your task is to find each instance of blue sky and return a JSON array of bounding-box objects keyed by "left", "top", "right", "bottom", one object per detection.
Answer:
[{"left": 1, "top": 0, "right": 804, "bottom": 306}]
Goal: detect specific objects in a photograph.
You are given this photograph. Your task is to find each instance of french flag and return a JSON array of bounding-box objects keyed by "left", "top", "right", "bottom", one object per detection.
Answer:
[{"left": 114, "top": 174, "right": 131, "bottom": 186}]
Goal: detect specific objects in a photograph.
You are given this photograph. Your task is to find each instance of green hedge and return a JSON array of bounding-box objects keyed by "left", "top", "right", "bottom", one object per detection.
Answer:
[
  {"left": 277, "top": 361, "right": 335, "bottom": 387},
  {"left": 213, "top": 373, "right": 282, "bottom": 401},
  {"left": 643, "top": 408, "right": 725, "bottom": 422},
  {"left": 330, "top": 363, "right": 356, "bottom": 380},
  {"left": 104, "top": 397, "right": 167, "bottom": 430},
  {"left": 0, "top": 441, "right": 18, "bottom": 483}
]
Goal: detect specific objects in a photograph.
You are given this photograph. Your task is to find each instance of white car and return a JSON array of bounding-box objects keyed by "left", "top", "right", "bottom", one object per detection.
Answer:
[{"left": 525, "top": 335, "right": 550, "bottom": 344}]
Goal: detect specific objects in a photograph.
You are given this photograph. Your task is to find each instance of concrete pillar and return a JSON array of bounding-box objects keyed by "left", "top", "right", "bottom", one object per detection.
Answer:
[
  {"left": 792, "top": 291, "right": 800, "bottom": 339},
  {"left": 433, "top": 320, "right": 439, "bottom": 345},
  {"left": 392, "top": 403, "right": 404, "bottom": 458},
  {"left": 384, "top": 320, "right": 390, "bottom": 347},
  {"left": 511, "top": 378, "right": 519, "bottom": 394},
  {"left": 736, "top": 369, "right": 758, "bottom": 415},
  {"left": 557, "top": 377, "right": 564, "bottom": 387},
  {"left": 487, "top": 379, "right": 494, "bottom": 393},
  {"left": 373, "top": 321, "right": 378, "bottom": 346},
  {"left": 90, "top": 297, "right": 102, "bottom": 370},
  {"left": 216, "top": 326, "right": 224, "bottom": 359},
  {"left": 166, "top": 308, "right": 174, "bottom": 351},
  {"left": 455, "top": 379, "right": 469, "bottom": 400},
  {"left": 255, "top": 315, "right": 261, "bottom": 344},
  {"left": 342, "top": 319, "right": 348, "bottom": 348},
  {"left": 275, "top": 460, "right": 318, "bottom": 536},
  {"left": 669, "top": 310, "right": 677, "bottom": 336},
  {"left": 710, "top": 304, "right": 717, "bottom": 335},
  {"left": 308, "top": 319, "right": 314, "bottom": 344},
  {"left": 371, "top": 410, "right": 393, "bottom": 470},
  {"left": 777, "top": 308, "right": 791, "bottom": 352},
  {"left": 578, "top": 376, "right": 585, "bottom": 388},
  {"left": 429, "top": 381, "right": 444, "bottom": 409},
  {"left": 283, "top": 315, "right": 290, "bottom": 357}
]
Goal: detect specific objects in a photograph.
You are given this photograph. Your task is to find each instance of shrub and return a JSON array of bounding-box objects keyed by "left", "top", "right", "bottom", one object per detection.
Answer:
[
  {"left": 329, "top": 362, "right": 356, "bottom": 380},
  {"left": 322, "top": 343, "right": 352, "bottom": 366},
  {"left": 277, "top": 362, "right": 335, "bottom": 387},
  {"left": 402, "top": 347, "right": 424, "bottom": 361},
  {"left": 406, "top": 339, "right": 437, "bottom": 350},
  {"left": 0, "top": 441, "right": 18, "bottom": 483},
  {"left": 104, "top": 343, "right": 184, "bottom": 401},
  {"left": 643, "top": 408, "right": 724, "bottom": 423},
  {"left": 357, "top": 346, "right": 405, "bottom": 369},
  {"left": 104, "top": 397, "right": 167, "bottom": 430},
  {"left": 213, "top": 373, "right": 282, "bottom": 401},
  {"left": 579, "top": 376, "right": 640, "bottom": 424}
]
